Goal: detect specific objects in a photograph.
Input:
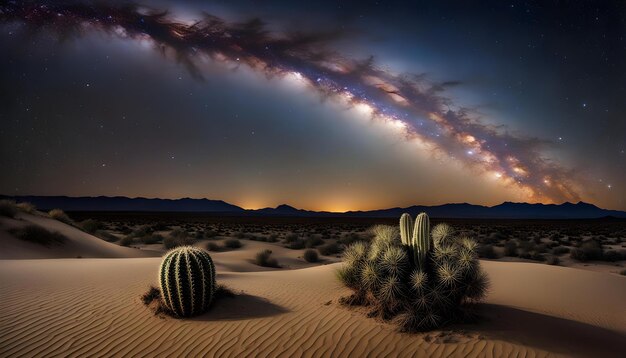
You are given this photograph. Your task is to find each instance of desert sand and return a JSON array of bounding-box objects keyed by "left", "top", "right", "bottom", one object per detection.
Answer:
[
  {"left": 0, "top": 213, "right": 159, "bottom": 259},
  {"left": 1, "top": 217, "right": 625, "bottom": 357}
]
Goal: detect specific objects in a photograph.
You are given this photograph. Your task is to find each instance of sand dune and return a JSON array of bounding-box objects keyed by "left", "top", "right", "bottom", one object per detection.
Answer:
[
  {"left": 196, "top": 239, "right": 341, "bottom": 272},
  {"left": 1, "top": 249, "right": 624, "bottom": 357},
  {"left": 481, "top": 260, "right": 626, "bottom": 334},
  {"left": 0, "top": 213, "right": 159, "bottom": 259}
]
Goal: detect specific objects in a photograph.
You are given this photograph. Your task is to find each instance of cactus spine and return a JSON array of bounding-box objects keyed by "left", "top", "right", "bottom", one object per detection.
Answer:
[
  {"left": 159, "top": 246, "right": 216, "bottom": 317},
  {"left": 399, "top": 213, "right": 413, "bottom": 246}
]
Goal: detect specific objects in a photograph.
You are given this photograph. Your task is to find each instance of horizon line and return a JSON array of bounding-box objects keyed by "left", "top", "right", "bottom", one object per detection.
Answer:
[{"left": 2, "top": 193, "right": 618, "bottom": 213}]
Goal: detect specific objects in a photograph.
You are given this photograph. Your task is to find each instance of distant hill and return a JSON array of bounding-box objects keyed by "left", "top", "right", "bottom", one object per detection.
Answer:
[
  {"left": 2, "top": 195, "right": 625, "bottom": 219},
  {"left": 0, "top": 195, "right": 244, "bottom": 213},
  {"left": 342, "top": 201, "right": 626, "bottom": 219}
]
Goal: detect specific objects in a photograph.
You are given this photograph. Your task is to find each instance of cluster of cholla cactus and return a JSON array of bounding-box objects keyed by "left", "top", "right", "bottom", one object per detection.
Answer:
[
  {"left": 159, "top": 246, "right": 216, "bottom": 318},
  {"left": 337, "top": 212, "right": 489, "bottom": 332}
]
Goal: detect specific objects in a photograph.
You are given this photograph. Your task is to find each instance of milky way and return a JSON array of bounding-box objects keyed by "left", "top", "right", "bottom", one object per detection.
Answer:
[{"left": 0, "top": 1, "right": 582, "bottom": 203}]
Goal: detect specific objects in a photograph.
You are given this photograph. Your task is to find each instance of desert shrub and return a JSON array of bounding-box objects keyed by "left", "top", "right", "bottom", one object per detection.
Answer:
[
  {"left": 80, "top": 219, "right": 102, "bottom": 234},
  {"left": 620, "top": 269, "right": 626, "bottom": 276},
  {"left": 248, "top": 234, "right": 266, "bottom": 242},
  {"left": 206, "top": 242, "right": 221, "bottom": 251},
  {"left": 546, "top": 241, "right": 559, "bottom": 248},
  {"left": 339, "top": 233, "right": 364, "bottom": 246},
  {"left": 485, "top": 232, "right": 505, "bottom": 244},
  {"left": 303, "top": 249, "right": 319, "bottom": 263},
  {"left": 168, "top": 228, "right": 187, "bottom": 239},
  {"left": 0, "top": 200, "right": 18, "bottom": 218},
  {"left": 118, "top": 225, "right": 132, "bottom": 235},
  {"left": 503, "top": 241, "right": 517, "bottom": 257},
  {"left": 517, "top": 240, "right": 535, "bottom": 259},
  {"left": 318, "top": 242, "right": 342, "bottom": 256},
  {"left": 141, "top": 286, "right": 161, "bottom": 305},
  {"left": 223, "top": 238, "right": 242, "bottom": 249},
  {"left": 530, "top": 252, "right": 546, "bottom": 262},
  {"left": 267, "top": 234, "right": 279, "bottom": 243},
  {"left": 48, "top": 209, "right": 72, "bottom": 224},
  {"left": 551, "top": 246, "right": 570, "bottom": 255},
  {"left": 255, "top": 249, "right": 280, "bottom": 268},
  {"left": 546, "top": 255, "right": 560, "bottom": 265},
  {"left": 96, "top": 230, "right": 119, "bottom": 242},
  {"left": 163, "top": 230, "right": 194, "bottom": 249},
  {"left": 602, "top": 250, "right": 626, "bottom": 262},
  {"left": 163, "top": 236, "right": 193, "bottom": 250},
  {"left": 534, "top": 244, "right": 548, "bottom": 254},
  {"left": 284, "top": 233, "right": 299, "bottom": 243},
  {"left": 305, "top": 235, "right": 325, "bottom": 248},
  {"left": 549, "top": 232, "right": 564, "bottom": 241},
  {"left": 140, "top": 234, "right": 164, "bottom": 245},
  {"left": 337, "top": 213, "right": 489, "bottom": 332},
  {"left": 16, "top": 202, "right": 36, "bottom": 214},
  {"left": 570, "top": 240, "right": 603, "bottom": 262},
  {"left": 476, "top": 244, "right": 498, "bottom": 259},
  {"left": 151, "top": 223, "right": 171, "bottom": 232},
  {"left": 287, "top": 239, "right": 305, "bottom": 250},
  {"left": 204, "top": 230, "right": 218, "bottom": 239},
  {"left": 10, "top": 225, "right": 66, "bottom": 246},
  {"left": 119, "top": 236, "right": 135, "bottom": 247}
]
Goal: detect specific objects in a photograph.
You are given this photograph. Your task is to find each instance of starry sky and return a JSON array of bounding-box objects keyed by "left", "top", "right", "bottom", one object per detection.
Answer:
[{"left": 0, "top": 0, "right": 624, "bottom": 211}]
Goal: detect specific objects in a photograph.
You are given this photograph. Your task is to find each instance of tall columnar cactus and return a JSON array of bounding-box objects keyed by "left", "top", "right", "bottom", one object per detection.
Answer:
[
  {"left": 159, "top": 246, "right": 216, "bottom": 317},
  {"left": 399, "top": 213, "right": 413, "bottom": 246},
  {"left": 409, "top": 212, "right": 431, "bottom": 269}
]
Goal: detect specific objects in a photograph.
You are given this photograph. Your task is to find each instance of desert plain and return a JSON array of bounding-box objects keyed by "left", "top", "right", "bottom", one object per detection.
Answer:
[{"left": 1, "top": 210, "right": 625, "bottom": 357}]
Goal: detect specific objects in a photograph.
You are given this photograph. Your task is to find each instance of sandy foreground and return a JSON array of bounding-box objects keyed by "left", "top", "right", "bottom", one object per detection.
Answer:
[
  {"left": 0, "top": 255, "right": 625, "bottom": 357},
  {"left": 1, "top": 215, "right": 625, "bottom": 357}
]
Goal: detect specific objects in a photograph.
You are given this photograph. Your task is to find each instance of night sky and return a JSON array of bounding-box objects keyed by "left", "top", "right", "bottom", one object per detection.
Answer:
[{"left": 0, "top": 0, "right": 624, "bottom": 211}]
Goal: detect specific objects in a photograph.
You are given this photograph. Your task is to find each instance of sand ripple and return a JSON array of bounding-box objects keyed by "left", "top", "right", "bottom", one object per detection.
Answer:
[{"left": 0, "top": 259, "right": 624, "bottom": 357}]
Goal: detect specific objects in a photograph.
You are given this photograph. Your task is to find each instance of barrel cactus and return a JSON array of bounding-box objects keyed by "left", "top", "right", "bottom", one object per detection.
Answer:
[{"left": 159, "top": 246, "right": 216, "bottom": 317}]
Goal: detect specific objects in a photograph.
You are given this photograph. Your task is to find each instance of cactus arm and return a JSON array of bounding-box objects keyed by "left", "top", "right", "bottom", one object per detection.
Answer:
[
  {"left": 412, "top": 212, "right": 431, "bottom": 270},
  {"left": 399, "top": 213, "right": 413, "bottom": 246}
]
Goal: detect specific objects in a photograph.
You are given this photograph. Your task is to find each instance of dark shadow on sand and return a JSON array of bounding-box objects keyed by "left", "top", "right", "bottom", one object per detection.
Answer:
[
  {"left": 192, "top": 292, "right": 289, "bottom": 321},
  {"left": 454, "top": 303, "right": 626, "bottom": 358}
]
